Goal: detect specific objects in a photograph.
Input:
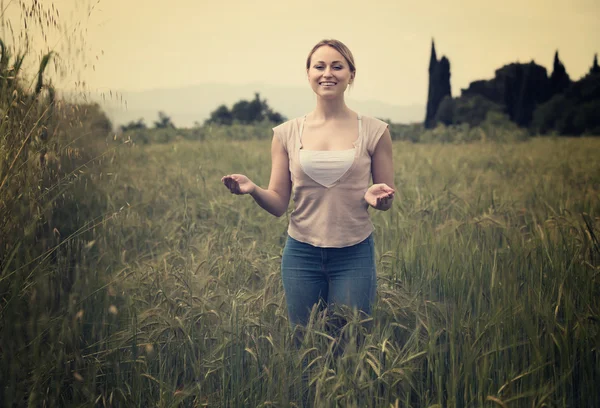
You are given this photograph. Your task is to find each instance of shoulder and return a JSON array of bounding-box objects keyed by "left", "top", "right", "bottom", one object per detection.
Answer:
[
  {"left": 360, "top": 115, "right": 389, "bottom": 129},
  {"left": 272, "top": 116, "right": 303, "bottom": 135},
  {"left": 272, "top": 117, "right": 304, "bottom": 152},
  {"left": 360, "top": 115, "right": 390, "bottom": 154}
]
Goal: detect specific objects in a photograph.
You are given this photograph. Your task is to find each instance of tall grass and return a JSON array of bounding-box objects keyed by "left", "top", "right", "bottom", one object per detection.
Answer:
[
  {"left": 0, "top": 2, "right": 123, "bottom": 405},
  {"left": 4, "top": 130, "right": 600, "bottom": 406},
  {"left": 4, "top": 136, "right": 590, "bottom": 407}
]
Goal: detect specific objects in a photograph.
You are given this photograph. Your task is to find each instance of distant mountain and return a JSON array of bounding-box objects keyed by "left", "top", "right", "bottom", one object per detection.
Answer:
[{"left": 80, "top": 83, "right": 424, "bottom": 128}]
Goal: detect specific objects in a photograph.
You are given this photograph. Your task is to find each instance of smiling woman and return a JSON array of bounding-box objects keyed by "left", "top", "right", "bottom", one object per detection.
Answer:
[{"left": 221, "top": 39, "right": 394, "bottom": 338}]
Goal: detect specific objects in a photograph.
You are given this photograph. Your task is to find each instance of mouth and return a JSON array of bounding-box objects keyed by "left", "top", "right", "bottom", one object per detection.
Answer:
[{"left": 319, "top": 81, "right": 337, "bottom": 86}]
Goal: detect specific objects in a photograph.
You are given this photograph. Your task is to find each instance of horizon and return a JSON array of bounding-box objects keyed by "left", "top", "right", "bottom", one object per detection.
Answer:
[
  {"left": 4, "top": 0, "right": 598, "bottom": 104},
  {"left": 3, "top": 0, "right": 599, "bottom": 128}
]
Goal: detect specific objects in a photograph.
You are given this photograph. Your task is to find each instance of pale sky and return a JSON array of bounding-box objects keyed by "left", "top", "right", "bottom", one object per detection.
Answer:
[{"left": 5, "top": 0, "right": 600, "bottom": 107}]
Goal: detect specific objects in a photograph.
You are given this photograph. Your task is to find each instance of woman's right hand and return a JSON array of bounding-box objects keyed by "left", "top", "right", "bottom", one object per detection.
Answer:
[{"left": 221, "top": 174, "right": 256, "bottom": 195}]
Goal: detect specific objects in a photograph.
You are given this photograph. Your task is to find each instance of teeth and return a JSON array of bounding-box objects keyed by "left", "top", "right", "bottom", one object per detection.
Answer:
[{"left": 321, "top": 82, "right": 335, "bottom": 85}]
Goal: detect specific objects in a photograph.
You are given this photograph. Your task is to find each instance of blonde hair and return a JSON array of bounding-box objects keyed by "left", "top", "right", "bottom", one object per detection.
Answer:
[{"left": 306, "top": 39, "right": 356, "bottom": 75}]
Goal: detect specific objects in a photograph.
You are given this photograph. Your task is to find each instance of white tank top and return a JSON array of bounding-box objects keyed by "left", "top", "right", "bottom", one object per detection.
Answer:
[
  {"left": 299, "top": 149, "right": 355, "bottom": 188},
  {"left": 297, "top": 115, "right": 361, "bottom": 188}
]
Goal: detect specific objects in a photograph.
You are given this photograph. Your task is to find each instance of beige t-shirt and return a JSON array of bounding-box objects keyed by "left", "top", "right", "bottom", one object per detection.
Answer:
[{"left": 273, "top": 114, "right": 389, "bottom": 248}]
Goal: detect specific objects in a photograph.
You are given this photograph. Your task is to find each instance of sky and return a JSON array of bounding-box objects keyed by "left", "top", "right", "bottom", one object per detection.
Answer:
[{"left": 4, "top": 0, "right": 600, "bottom": 108}]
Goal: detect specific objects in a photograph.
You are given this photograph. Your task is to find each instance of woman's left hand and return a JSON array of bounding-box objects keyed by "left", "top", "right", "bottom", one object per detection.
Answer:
[{"left": 365, "top": 183, "right": 395, "bottom": 210}]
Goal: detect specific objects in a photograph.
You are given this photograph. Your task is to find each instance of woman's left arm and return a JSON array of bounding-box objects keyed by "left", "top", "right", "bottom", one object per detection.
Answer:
[{"left": 365, "top": 127, "right": 395, "bottom": 211}]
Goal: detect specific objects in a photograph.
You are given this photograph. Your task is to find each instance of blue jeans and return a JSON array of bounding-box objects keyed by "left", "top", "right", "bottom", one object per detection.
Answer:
[{"left": 281, "top": 234, "right": 377, "bottom": 327}]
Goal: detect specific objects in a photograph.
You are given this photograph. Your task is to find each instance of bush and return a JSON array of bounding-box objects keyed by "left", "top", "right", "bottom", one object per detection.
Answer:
[
  {"left": 415, "top": 112, "right": 529, "bottom": 144},
  {"left": 435, "top": 94, "right": 504, "bottom": 127},
  {"left": 389, "top": 123, "right": 424, "bottom": 143},
  {"left": 480, "top": 111, "right": 529, "bottom": 142}
]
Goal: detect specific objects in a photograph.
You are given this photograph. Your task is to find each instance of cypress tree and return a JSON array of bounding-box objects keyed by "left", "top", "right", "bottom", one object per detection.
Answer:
[
  {"left": 590, "top": 53, "right": 600, "bottom": 75},
  {"left": 550, "top": 50, "right": 571, "bottom": 96},
  {"left": 424, "top": 39, "right": 451, "bottom": 128}
]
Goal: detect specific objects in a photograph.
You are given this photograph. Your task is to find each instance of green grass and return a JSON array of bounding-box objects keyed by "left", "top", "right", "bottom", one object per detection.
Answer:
[
  {"left": 4, "top": 134, "right": 598, "bottom": 407},
  {"left": 0, "top": 112, "right": 598, "bottom": 407}
]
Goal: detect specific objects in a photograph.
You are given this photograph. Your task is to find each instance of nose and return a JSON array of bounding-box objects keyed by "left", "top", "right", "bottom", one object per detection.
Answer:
[{"left": 323, "top": 67, "right": 333, "bottom": 77}]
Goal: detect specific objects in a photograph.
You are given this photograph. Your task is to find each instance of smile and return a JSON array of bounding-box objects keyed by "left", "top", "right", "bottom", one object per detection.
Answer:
[{"left": 319, "top": 82, "right": 337, "bottom": 86}]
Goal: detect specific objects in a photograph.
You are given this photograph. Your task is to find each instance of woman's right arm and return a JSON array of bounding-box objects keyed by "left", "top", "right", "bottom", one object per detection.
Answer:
[{"left": 221, "top": 133, "right": 292, "bottom": 217}]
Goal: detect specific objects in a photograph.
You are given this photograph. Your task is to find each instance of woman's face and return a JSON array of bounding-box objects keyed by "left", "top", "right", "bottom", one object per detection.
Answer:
[{"left": 307, "top": 46, "right": 354, "bottom": 99}]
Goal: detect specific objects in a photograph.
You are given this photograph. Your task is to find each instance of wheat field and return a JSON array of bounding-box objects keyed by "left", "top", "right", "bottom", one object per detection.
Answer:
[{"left": 4, "top": 134, "right": 598, "bottom": 407}]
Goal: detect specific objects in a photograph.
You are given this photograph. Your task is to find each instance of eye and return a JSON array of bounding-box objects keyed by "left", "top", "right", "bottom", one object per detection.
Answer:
[
  {"left": 314, "top": 65, "right": 324, "bottom": 70},
  {"left": 333, "top": 66, "right": 343, "bottom": 70}
]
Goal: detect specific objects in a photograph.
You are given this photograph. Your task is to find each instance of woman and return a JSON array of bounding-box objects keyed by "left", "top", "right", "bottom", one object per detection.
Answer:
[{"left": 222, "top": 39, "right": 395, "bottom": 329}]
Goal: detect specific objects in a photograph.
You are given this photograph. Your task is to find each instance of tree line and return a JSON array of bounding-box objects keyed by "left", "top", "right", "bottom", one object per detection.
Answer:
[
  {"left": 425, "top": 40, "right": 600, "bottom": 135},
  {"left": 120, "top": 111, "right": 176, "bottom": 132},
  {"left": 120, "top": 93, "right": 286, "bottom": 132}
]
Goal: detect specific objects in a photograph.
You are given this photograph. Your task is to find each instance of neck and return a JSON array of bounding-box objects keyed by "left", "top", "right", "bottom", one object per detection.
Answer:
[{"left": 310, "top": 96, "right": 352, "bottom": 121}]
